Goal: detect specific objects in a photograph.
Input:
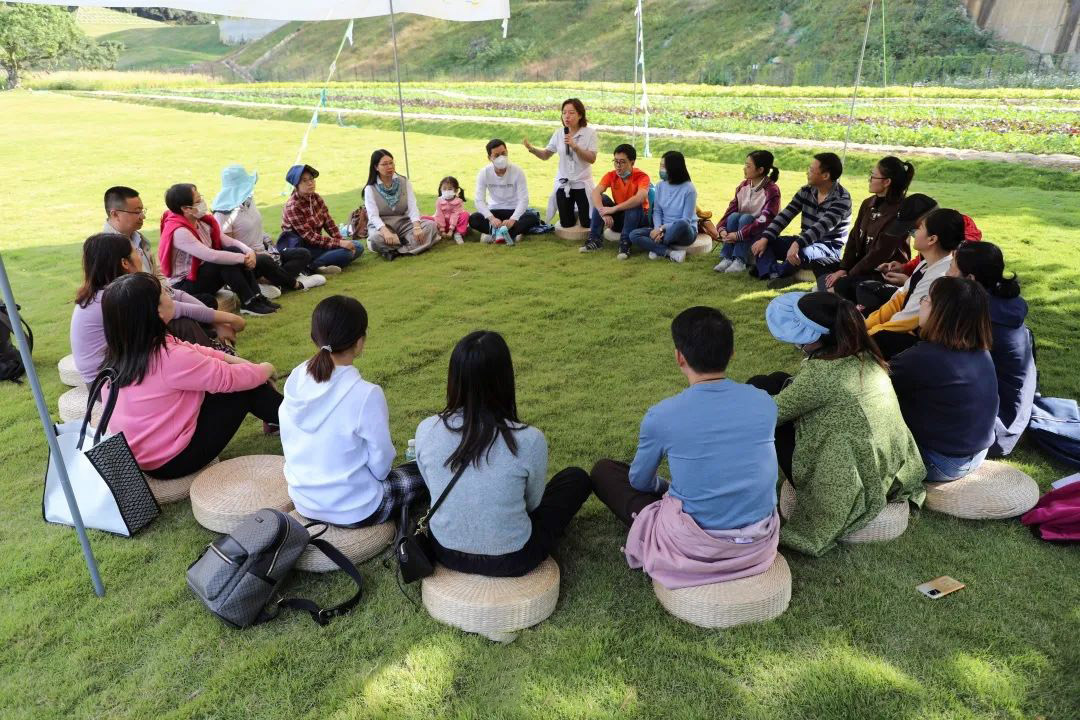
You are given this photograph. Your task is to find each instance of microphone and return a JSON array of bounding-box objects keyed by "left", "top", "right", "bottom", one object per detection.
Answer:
[{"left": 564, "top": 126, "right": 571, "bottom": 157}]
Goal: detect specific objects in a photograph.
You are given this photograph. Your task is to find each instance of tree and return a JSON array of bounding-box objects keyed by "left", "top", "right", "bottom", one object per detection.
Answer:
[{"left": 0, "top": 3, "right": 83, "bottom": 89}]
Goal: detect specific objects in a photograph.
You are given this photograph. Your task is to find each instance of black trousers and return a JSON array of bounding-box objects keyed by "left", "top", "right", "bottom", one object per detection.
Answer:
[
  {"left": 853, "top": 279, "right": 901, "bottom": 315},
  {"left": 146, "top": 383, "right": 283, "bottom": 479},
  {"left": 431, "top": 466, "right": 591, "bottom": 577},
  {"left": 555, "top": 187, "right": 590, "bottom": 228},
  {"left": 254, "top": 249, "right": 311, "bottom": 290},
  {"left": 467, "top": 208, "right": 540, "bottom": 239},
  {"left": 746, "top": 372, "right": 796, "bottom": 482},
  {"left": 872, "top": 330, "right": 919, "bottom": 360},
  {"left": 175, "top": 247, "right": 261, "bottom": 304},
  {"left": 589, "top": 459, "right": 662, "bottom": 527}
]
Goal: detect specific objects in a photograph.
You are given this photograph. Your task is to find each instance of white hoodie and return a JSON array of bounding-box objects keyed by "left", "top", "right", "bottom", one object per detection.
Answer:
[{"left": 279, "top": 363, "right": 395, "bottom": 525}]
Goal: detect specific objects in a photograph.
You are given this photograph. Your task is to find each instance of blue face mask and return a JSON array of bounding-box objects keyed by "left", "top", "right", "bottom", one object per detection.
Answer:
[
  {"left": 658, "top": 170, "right": 668, "bottom": 182},
  {"left": 616, "top": 168, "right": 632, "bottom": 179}
]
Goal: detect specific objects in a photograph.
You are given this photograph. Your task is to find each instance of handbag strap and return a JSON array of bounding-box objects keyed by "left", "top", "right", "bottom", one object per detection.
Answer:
[
  {"left": 274, "top": 538, "right": 363, "bottom": 626},
  {"left": 77, "top": 368, "right": 120, "bottom": 449},
  {"left": 417, "top": 463, "right": 467, "bottom": 532}
]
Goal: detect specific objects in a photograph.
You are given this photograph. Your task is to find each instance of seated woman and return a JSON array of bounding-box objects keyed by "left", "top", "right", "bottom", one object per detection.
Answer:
[
  {"left": 159, "top": 183, "right": 278, "bottom": 316},
  {"left": 890, "top": 277, "right": 998, "bottom": 483},
  {"left": 70, "top": 233, "right": 245, "bottom": 385},
  {"left": 212, "top": 165, "right": 323, "bottom": 293},
  {"left": 280, "top": 295, "right": 426, "bottom": 526},
  {"left": 591, "top": 306, "right": 780, "bottom": 589},
  {"left": 364, "top": 149, "right": 440, "bottom": 261},
  {"left": 751, "top": 291, "right": 925, "bottom": 556},
  {"left": 101, "top": 273, "right": 282, "bottom": 479},
  {"left": 948, "top": 242, "right": 1035, "bottom": 457},
  {"left": 825, "top": 156, "right": 914, "bottom": 298},
  {"left": 714, "top": 150, "right": 781, "bottom": 274},
  {"left": 415, "top": 331, "right": 591, "bottom": 577},
  {"left": 627, "top": 151, "right": 698, "bottom": 263}
]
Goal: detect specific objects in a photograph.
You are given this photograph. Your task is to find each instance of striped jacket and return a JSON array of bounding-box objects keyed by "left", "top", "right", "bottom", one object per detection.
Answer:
[{"left": 762, "top": 182, "right": 852, "bottom": 249}]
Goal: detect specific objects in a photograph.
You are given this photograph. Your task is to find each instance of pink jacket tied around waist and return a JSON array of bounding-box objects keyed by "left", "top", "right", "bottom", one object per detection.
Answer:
[{"left": 623, "top": 494, "right": 780, "bottom": 590}]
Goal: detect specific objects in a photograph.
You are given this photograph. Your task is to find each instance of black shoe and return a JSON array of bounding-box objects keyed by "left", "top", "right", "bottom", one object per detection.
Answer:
[
  {"left": 766, "top": 274, "right": 800, "bottom": 290},
  {"left": 240, "top": 298, "right": 276, "bottom": 316},
  {"left": 258, "top": 294, "right": 282, "bottom": 310}
]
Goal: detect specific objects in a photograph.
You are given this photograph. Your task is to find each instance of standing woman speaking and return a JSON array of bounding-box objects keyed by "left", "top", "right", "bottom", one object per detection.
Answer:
[{"left": 523, "top": 98, "right": 599, "bottom": 229}]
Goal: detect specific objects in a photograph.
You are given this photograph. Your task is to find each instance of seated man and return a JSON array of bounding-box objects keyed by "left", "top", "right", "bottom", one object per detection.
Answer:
[
  {"left": 469, "top": 138, "right": 539, "bottom": 243},
  {"left": 580, "top": 143, "right": 649, "bottom": 256},
  {"left": 590, "top": 306, "right": 780, "bottom": 589},
  {"left": 279, "top": 164, "right": 362, "bottom": 274},
  {"left": 753, "top": 152, "right": 851, "bottom": 289}
]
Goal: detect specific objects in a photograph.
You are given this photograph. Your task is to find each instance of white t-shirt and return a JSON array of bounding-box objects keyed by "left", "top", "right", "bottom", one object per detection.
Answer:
[
  {"left": 545, "top": 125, "right": 598, "bottom": 189},
  {"left": 474, "top": 163, "right": 530, "bottom": 220}
]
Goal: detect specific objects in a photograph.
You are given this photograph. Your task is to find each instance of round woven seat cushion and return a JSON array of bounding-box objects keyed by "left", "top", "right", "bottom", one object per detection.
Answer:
[
  {"left": 290, "top": 511, "right": 394, "bottom": 572},
  {"left": 778, "top": 482, "right": 909, "bottom": 543},
  {"left": 215, "top": 288, "right": 239, "bottom": 314},
  {"left": 553, "top": 224, "right": 589, "bottom": 241},
  {"left": 684, "top": 233, "right": 714, "bottom": 256},
  {"left": 58, "top": 354, "right": 82, "bottom": 387},
  {"left": 189, "top": 455, "right": 293, "bottom": 533},
  {"left": 144, "top": 458, "right": 219, "bottom": 505},
  {"left": 923, "top": 460, "right": 1039, "bottom": 520},
  {"left": 58, "top": 385, "right": 102, "bottom": 425},
  {"left": 653, "top": 554, "right": 791, "bottom": 629},
  {"left": 422, "top": 556, "right": 560, "bottom": 641}
]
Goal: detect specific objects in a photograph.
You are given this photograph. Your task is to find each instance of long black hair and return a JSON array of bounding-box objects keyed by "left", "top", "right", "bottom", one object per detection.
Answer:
[
  {"left": 799, "top": 292, "right": 887, "bottom": 370},
  {"left": 366, "top": 149, "right": 395, "bottom": 187},
  {"left": 101, "top": 272, "right": 169, "bottom": 388},
  {"left": 953, "top": 241, "right": 1021, "bottom": 299},
  {"left": 747, "top": 150, "right": 780, "bottom": 183},
  {"left": 661, "top": 150, "right": 691, "bottom": 185},
  {"left": 76, "top": 233, "right": 134, "bottom": 308},
  {"left": 877, "top": 156, "right": 915, "bottom": 203},
  {"left": 306, "top": 295, "right": 369, "bottom": 383},
  {"left": 438, "top": 330, "right": 521, "bottom": 473}
]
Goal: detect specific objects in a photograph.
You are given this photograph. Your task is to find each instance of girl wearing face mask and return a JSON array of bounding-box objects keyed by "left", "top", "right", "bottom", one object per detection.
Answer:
[
  {"left": 424, "top": 176, "right": 468, "bottom": 245},
  {"left": 159, "top": 182, "right": 278, "bottom": 316},
  {"left": 747, "top": 291, "right": 925, "bottom": 556}
]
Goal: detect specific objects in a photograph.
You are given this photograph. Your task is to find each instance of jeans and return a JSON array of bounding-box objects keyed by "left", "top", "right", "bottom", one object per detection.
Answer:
[
  {"left": 719, "top": 213, "right": 755, "bottom": 261},
  {"left": 555, "top": 187, "right": 590, "bottom": 228},
  {"left": 754, "top": 234, "right": 843, "bottom": 279},
  {"left": 627, "top": 218, "right": 696, "bottom": 257},
  {"left": 467, "top": 208, "right": 540, "bottom": 239},
  {"left": 589, "top": 196, "right": 647, "bottom": 251},
  {"left": 306, "top": 240, "right": 363, "bottom": 271},
  {"left": 921, "top": 446, "right": 988, "bottom": 483}
]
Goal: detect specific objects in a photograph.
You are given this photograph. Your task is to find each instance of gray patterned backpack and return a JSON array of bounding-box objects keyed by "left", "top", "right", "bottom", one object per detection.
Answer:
[{"left": 187, "top": 508, "right": 363, "bottom": 628}]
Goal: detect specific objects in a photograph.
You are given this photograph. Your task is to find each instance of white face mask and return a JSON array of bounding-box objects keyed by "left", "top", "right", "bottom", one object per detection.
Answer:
[
  {"left": 492, "top": 155, "right": 509, "bottom": 170},
  {"left": 191, "top": 200, "right": 208, "bottom": 216},
  {"left": 441, "top": 189, "right": 457, "bottom": 201}
]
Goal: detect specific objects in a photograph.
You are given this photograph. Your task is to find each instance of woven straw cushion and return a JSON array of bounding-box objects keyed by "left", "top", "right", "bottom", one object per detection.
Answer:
[
  {"left": 794, "top": 269, "right": 816, "bottom": 283},
  {"left": 58, "top": 385, "right": 102, "bottom": 425},
  {"left": 290, "top": 511, "right": 394, "bottom": 572},
  {"left": 653, "top": 554, "right": 791, "bottom": 629},
  {"left": 422, "top": 556, "right": 560, "bottom": 641},
  {"left": 189, "top": 455, "right": 293, "bottom": 533},
  {"left": 58, "top": 354, "right": 82, "bottom": 387},
  {"left": 144, "top": 458, "right": 219, "bottom": 505},
  {"left": 923, "top": 460, "right": 1039, "bottom": 520},
  {"left": 778, "top": 481, "right": 908, "bottom": 543},
  {"left": 684, "top": 233, "right": 714, "bottom": 256},
  {"left": 215, "top": 288, "right": 239, "bottom": 314},
  {"left": 554, "top": 224, "right": 589, "bottom": 241}
]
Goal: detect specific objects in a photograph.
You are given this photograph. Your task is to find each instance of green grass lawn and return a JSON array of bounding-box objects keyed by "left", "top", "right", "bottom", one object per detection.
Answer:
[
  {"left": 0, "top": 91, "right": 1078, "bottom": 719},
  {"left": 99, "top": 24, "right": 231, "bottom": 70}
]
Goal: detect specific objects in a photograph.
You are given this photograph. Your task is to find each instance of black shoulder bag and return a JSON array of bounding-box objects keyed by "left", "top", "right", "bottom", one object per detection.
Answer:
[{"left": 394, "top": 462, "right": 466, "bottom": 584}]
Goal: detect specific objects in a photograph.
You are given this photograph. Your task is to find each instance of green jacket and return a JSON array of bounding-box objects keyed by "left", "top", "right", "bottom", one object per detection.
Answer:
[{"left": 776, "top": 355, "right": 925, "bottom": 556}]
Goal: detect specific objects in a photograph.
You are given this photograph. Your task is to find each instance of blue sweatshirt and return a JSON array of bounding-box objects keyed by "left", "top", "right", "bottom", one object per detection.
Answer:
[
  {"left": 629, "top": 379, "right": 778, "bottom": 530},
  {"left": 889, "top": 341, "right": 999, "bottom": 457},
  {"left": 988, "top": 294, "right": 1036, "bottom": 455},
  {"left": 652, "top": 181, "right": 698, "bottom": 229}
]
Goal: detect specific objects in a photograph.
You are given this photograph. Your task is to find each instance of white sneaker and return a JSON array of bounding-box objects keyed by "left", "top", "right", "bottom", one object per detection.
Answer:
[
  {"left": 296, "top": 274, "right": 327, "bottom": 290},
  {"left": 725, "top": 258, "right": 747, "bottom": 273},
  {"left": 648, "top": 252, "right": 658, "bottom": 260},
  {"left": 316, "top": 265, "right": 342, "bottom": 275},
  {"left": 713, "top": 258, "right": 733, "bottom": 273},
  {"left": 453, "top": 233, "right": 464, "bottom": 244},
  {"left": 668, "top": 249, "right": 686, "bottom": 263},
  {"left": 480, "top": 233, "right": 494, "bottom": 244},
  {"left": 258, "top": 283, "right": 282, "bottom": 300},
  {"left": 616, "top": 252, "right": 629, "bottom": 260}
]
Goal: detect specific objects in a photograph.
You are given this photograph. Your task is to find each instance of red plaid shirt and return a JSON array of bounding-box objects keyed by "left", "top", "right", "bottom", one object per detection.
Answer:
[{"left": 281, "top": 191, "right": 342, "bottom": 249}]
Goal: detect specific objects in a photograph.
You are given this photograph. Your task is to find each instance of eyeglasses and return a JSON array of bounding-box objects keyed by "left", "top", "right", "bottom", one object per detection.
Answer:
[
  {"left": 869, "top": 174, "right": 887, "bottom": 181},
  {"left": 612, "top": 159, "right": 631, "bottom": 167},
  {"left": 115, "top": 209, "right": 147, "bottom": 216}
]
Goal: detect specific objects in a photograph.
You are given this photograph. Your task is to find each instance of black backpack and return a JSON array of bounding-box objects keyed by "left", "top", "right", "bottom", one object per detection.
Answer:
[{"left": 0, "top": 303, "right": 32, "bottom": 383}]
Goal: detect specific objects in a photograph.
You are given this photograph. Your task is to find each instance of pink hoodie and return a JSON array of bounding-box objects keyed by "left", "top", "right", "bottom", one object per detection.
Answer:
[{"left": 107, "top": 337, "right": 270, "bottom": 470}]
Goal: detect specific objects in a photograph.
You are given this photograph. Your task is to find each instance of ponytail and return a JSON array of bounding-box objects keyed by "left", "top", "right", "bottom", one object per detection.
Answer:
[
  {"left": 953, "top": 241, "right": 1021, "bottom": 299},
  {"left": 877, "top": 156, "right": 915, "bottom": 203},
  {"left": 747, "top": 150, "right": 779, "bottom": 183},
  {"left": 816, "top": 299, "right": 888, "bottom": 370},
  {"left": 304, "top": 295, "right": 369, "bottom": 383}
]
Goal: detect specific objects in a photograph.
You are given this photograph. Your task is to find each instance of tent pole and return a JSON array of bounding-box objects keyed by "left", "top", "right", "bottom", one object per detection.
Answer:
[
  {"left": 0, "top": 251, "right": 104, "bottom": 597},
  {"left": 388, "top": 0, "right": 410, "bottom": 178},
  {"left": 843, "top": 0, "right": 875, "bottom": 163},
  {"left": 881, "top": 0, "right": 888, "bottom": 86},
  {"left": 632, "top": 0, "right": 639, "bottom": 143}
]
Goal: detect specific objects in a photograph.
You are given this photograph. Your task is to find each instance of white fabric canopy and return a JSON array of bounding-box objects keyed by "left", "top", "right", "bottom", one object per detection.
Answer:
[{"left": 19, "top": 0, "right": 510, "bottom": 22}]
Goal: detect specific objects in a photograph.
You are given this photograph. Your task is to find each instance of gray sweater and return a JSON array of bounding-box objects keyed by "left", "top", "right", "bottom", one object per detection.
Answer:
[{"left": 416, "top": 413, "right": 548, "bottom": 555}]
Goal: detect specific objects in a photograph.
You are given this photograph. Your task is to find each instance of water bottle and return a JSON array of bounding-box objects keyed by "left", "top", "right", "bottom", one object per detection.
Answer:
[{"left": 404, "top": 438, "right": 417, "bottom": 462}]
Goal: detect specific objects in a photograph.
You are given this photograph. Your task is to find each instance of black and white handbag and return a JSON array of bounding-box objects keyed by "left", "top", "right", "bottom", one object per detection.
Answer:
[{"left": 43, "top": 369, "right": 160, "bottom": 537}]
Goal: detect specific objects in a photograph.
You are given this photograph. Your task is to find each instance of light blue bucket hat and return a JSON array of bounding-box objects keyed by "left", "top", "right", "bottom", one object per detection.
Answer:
[
  {"left": 765, "top": 292, "right": 833, "bottom": 346},
  {"left": 212, "top": 165, "right": 258, "bottom": 213}
]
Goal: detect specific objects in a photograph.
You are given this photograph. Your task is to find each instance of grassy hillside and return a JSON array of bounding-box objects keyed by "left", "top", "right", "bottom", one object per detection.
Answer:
[
  {"left": 73, "top": 6, "right": 162, "bottom": 38},
  {"left": 98, "top": 24, "right": 231, "bottom": 71}
]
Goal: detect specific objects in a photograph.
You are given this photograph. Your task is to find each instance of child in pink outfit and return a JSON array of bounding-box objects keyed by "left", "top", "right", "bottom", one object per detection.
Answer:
[{"left": 423, "top": 176, "right": 468, "bottom": 244}]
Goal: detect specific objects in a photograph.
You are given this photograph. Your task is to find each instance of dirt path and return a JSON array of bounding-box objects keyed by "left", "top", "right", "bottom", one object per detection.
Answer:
[{"left": 75, "top": 90, "right": 1080, "bottom": 171}]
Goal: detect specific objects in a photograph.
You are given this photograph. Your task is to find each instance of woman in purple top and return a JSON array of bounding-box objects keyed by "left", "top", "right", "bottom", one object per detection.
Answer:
[{"left": 70, "top": 233, "right": 245, "bottom": 384}]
